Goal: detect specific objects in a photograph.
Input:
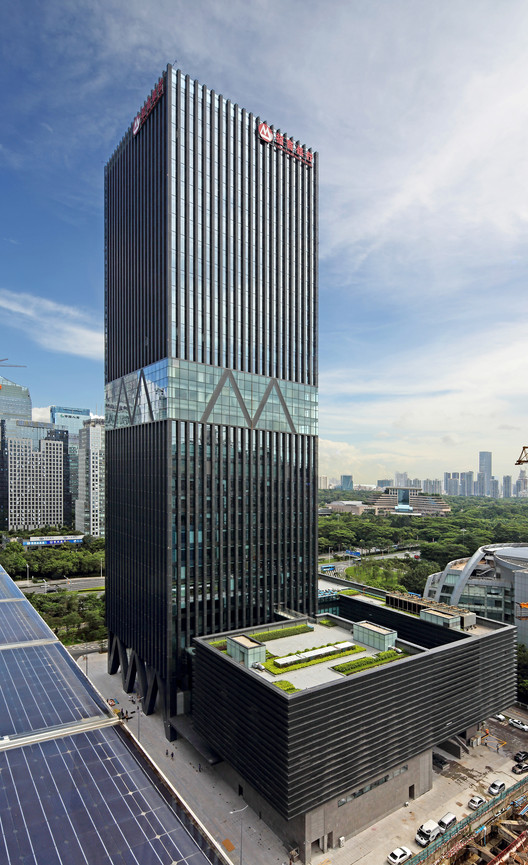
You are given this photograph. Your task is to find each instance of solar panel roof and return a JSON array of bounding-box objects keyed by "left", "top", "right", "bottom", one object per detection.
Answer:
[
  {"left": 0, "top": 597, "right": 55, "bottom": 645},
  {"left": 0, "top": 727, "right": 214, "bottom": 865},
  {"left": 0, "top": 642, "right": 110, "bottom": 737},
  {"left": 0, "top": 566, "right": 26, "bottom": 600}
]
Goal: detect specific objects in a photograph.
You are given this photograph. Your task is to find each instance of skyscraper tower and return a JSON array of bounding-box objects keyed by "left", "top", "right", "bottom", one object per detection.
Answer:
[
  {"left": 479, "top": 451, "right": 492, "bottom": 496},
  {"left": 105, "top": 67, "right": 318, "bottom": 735}
]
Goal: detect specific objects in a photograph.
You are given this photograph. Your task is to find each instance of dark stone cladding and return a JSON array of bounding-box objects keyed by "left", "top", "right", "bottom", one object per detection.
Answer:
[{"left": 192, "top": 606, "right": 516, "bottom": 821}]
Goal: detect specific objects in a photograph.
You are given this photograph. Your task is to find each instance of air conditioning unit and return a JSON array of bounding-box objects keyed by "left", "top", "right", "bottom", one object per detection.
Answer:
[{"left": 339, "top": 836, "right": 345, "bottom": 848}]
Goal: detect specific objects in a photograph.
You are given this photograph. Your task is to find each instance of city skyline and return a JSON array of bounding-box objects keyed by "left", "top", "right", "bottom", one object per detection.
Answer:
[{"left": 4, "top": 2, "right": 528, "bottom": 482}]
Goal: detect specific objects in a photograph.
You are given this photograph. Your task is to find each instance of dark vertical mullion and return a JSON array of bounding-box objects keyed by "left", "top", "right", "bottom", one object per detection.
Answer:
[
  {"left": 193, "top": 80, "right": 200, "bottom": 365},
  {"left": 247, "top": 112, "right": 254, "bottom": 374},
  {"left": 184, "top": 74, "right": 191, "bottom": 361},
  {"left": 313, "top": 155, "right": 319, "bottom": 388},
  {"left": 217, "top": 95, "right": 225, "bottom": 368},
  {"left": 210, "top": 91, "right": 217, "bottom": 367},
  {"left": 225, "top": 100, "right": 232, "bottom": 369}
]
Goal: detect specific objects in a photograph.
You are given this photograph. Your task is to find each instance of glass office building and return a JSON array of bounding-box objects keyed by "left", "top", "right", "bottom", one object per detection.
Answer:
[{"left": 105, "top": 66, "right": 318, "bottom": 734}]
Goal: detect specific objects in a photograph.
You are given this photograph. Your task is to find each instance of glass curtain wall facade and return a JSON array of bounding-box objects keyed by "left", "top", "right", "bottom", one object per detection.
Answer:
[{"left": 105, "top": 66, "right": 318, "bottom": 734}]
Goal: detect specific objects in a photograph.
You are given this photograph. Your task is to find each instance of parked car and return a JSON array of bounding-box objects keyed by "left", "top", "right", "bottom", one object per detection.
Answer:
[
  {"left": 509, "top": 718, "right": 528, "bottom": 732},
  {"left": 468, "top": 795, "right": 486, "bottom": 810},
  {"left": 512, "top": 763, "right": 528, "bottom": 775},
  {"left": 493, "top": 713, "right": 506, "bottom": 722},
  {"left": 514, "top": 751, "right": 528, "bottom": 763},
  {"left": 251, "top": 662, "right": 265, "bottom": 671},
  {"left": 488, "top": 780, "right": 505, "bottom": 796},
  {"left": 387, "top": 847, "right": 412, "bottom": 865}
]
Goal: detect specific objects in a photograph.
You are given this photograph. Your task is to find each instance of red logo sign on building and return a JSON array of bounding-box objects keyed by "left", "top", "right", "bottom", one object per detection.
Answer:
[
  {"left": 258, "top": 122, "right": 274, "bottom": 143},
  {"left": 133, "top": 77, "right": 164, "bottom": 137},
  {"left": 257, "top": 121, "right": 312, "bottom": 167}
]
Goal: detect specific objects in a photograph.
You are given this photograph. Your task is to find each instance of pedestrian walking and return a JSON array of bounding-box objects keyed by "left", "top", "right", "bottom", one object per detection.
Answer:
[
  {"left": 166, "top": 749, "right": 169, "bottom": 757},
  {"left": 198, "top": 763, "right": 202, "bottom": 772},
  {"left": 171, "top": 751, "right": 174, "bottom": 761}
]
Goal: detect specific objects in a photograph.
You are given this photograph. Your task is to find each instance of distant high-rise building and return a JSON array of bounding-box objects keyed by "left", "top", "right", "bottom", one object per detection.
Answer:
[
  {"left": 395, "top": 471, "right": 408, "bottom": 488},
  {"left": 50, "top": 406, "right": 91, "bottom": 436},
  {"left": 422, "top": 479, "right": 442, "bottom": 495},
  {"left": 515, "top": 470, "right": 528, "bottom": 497},
  {"left": 476, "top": 472, "right": 486, "bottom": 497},
  {"left": 443, "top": 472, "right": 451, "bottom": 494},
  {"left": 460, "top": 471, "right": 474, "bottom": 497},
  {"left": 340, "top": 475, "right": 353, "bottom": 491},
  {"left": 490, "top": 477, "right": 500, "bottom": 499},
  {"left": 0, "top": 419, "right": 70, "bottom": 530},
  {"left": 318, "top": 476, "right": 328, "bottom": 490},
  {"left": 503, "top": 475, "right": 512, "bottom": 498},
  {"left": 105, "top": 66, "right": 318, "bottom": 731},
  {"left": 50, "top": 406, "right": 91, "bottom": 507},
  {"left": 377, "top": 479, "right": 393, "bottom": 489},
  {"left": 0, "top": 375, "right": 32, "bottom": 421},
  {"left": 447, "top": 477, "right": 460, "bottom": 496},
  {"left": 75, "top": 418, "right": 105, "bottom": 537},
  {"left": 479, "top": 451, "right": 492, "bottom": 496}
]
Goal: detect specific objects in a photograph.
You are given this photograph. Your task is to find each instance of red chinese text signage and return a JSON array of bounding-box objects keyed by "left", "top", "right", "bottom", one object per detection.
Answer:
[
  {"left": 133, "top": 77, "right": 164, "bottom": 136},
  {"left": 257, "top": 122, "right": 313, "bottom": 166}
]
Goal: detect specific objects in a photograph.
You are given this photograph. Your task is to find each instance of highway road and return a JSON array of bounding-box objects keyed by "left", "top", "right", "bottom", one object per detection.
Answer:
[{"left": 19, "top": 576, "right": 105, "bottom": 594}]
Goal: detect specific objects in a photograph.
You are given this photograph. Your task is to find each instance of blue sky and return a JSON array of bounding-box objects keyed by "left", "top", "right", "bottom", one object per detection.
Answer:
[{"left": 2, "top": 0, "right": 528, "bottom": 483}]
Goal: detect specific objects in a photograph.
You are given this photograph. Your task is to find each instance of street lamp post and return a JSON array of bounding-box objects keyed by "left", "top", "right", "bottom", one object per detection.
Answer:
[
  {"left": 100, "top": 557, "right": 103, "bottom": 580},
  {"left": 229, "top": 804, "right": 248, "bottom": 865},
  {"left": 137, "top": 695, "right": 143, "bottom": 742},
  {"left": 26, "top": 563, "right": 29, "bottom": 585}
]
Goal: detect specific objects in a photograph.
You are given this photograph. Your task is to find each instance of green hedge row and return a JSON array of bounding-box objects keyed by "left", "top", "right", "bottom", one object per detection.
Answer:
[
  {"left": 334, "top": 649, "right": 406, "bottom": 676},
  {"left": 252, "top": 624, "right": 313, "bottom": 641}
]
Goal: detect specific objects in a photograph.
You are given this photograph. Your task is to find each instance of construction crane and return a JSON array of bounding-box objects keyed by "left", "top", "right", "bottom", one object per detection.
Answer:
[
  {"left": 516, "top": 447, "right": 528, "bottom": 465},
  {"left": 0, "top": 359, "right": 26, "bottom": 369}
]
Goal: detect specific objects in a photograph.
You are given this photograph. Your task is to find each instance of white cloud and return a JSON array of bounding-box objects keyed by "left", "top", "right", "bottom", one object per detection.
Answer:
[
  {"left": 0, "top": 290, "right": 103, "bottom": 361},
  {"left": 32, "top": 406, "right": 51, "bottom": 422}
]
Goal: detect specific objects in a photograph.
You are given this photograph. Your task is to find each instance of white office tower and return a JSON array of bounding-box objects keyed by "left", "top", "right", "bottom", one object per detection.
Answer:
[{"left": 75, "top": 418, "right": 105, "bottom": 537}]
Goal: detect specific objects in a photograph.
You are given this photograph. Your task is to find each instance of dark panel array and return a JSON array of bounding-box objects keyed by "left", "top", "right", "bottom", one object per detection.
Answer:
[
  {"left": 0, "top": 599, "right": 54, "bottom": 645},
  {"left": 0, "top": 566, "right": 25, "bottom": 600},
  {"left": 193, "top": 621, "right": 516, "bottom": 820},
  {"left": 106, "top": 423, "right": 170, "bottom": 677},
  {"left": 0, "top": 642, "right": 109, "bottom": 736},
  {"left": 105, "top": 73, "right": 168, "bottom": 383},
  {"left": 0, "top": 727, "right": 216, "bottom": 865}
]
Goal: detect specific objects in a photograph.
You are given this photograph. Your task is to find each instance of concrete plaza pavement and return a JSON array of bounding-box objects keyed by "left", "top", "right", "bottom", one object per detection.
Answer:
[{"left": 82, "top": 652, "right": 527, "bottom": 865}]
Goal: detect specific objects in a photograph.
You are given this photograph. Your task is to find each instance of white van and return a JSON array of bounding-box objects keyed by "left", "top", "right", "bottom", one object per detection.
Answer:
[
  {"left": 438, "top": 812, "right": 457, "bottom": 834},
  {"left": 415, "top": 820, "right": 441, "bottom": 847}
]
